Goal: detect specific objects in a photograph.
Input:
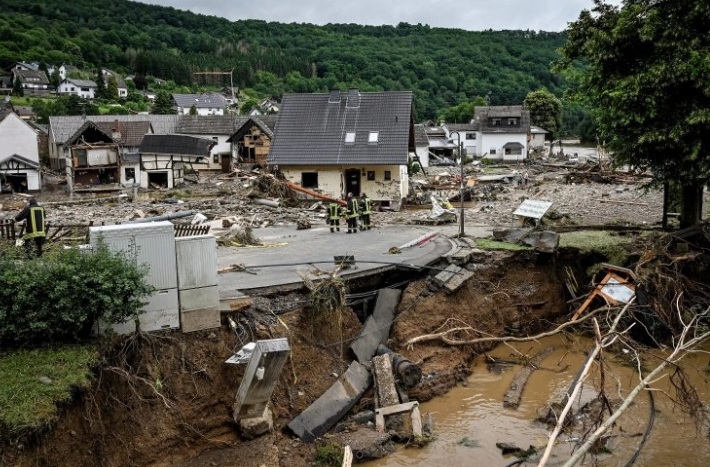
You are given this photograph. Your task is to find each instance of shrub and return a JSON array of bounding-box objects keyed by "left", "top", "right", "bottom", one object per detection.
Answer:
[{"left": 0, "top": 244, "right": 153, "bottom": 348}]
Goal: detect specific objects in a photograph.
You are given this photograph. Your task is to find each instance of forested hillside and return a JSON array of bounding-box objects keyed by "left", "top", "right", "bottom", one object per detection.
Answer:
[{"left": 1, "top": 0, "right": 570, "bottom": 122}]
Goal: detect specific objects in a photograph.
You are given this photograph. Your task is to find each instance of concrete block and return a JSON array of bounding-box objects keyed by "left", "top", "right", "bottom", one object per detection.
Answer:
[
  {"left": 350, "top": 289, "right": 401, "bottom": 363},
  {"left": 238, "top": 405, "right": 273, "bottom": 439}
]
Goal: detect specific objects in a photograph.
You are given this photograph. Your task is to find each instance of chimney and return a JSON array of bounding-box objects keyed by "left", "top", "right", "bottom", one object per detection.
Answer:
[{"left": 112, "top": 119, "right": 122, "bottom": 142}]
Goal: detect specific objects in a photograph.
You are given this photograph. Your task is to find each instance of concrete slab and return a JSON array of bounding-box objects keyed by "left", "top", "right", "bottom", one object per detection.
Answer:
[
  {"left": 350, "top": 288, "right": 401, "bottom": 363},
  {"left": 287, "top": 361, "right": 372, "bottom": 443},
  {"left": 217, "top": 225, "right": 453, "bottom": 295}
]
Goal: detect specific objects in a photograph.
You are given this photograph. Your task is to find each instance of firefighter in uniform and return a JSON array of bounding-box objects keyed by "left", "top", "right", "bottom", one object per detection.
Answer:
[
  {"left": 359, "top": 193, "right": 372, "bottom": 231},
  {"left": 327, "top": 201, "right": 343, "bottom": 233},
  {"left": 346, "top": 192, "right": 360, "bottom": 234},
  {"left": 15, "top": 197, "right": 46, "bottom": 257}
]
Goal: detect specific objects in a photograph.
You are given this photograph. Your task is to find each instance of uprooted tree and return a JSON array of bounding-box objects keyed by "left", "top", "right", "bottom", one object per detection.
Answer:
[{"left": 557, "top": 0, "right": 710, "bottom": 228}]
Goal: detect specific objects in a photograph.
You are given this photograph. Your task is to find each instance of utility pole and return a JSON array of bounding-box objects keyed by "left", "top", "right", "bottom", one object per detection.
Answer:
[
  {"left": 449, "top": 131, "right": 465, "bottom": 237},
  {"left": 192, "top": 69, "right": 235, "bottom": 103}
]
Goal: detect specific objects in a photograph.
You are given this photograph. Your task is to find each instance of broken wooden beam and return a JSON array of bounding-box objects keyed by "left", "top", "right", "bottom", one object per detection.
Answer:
[
  {"left": 376, "top": 344, "right": 422, "bottom": 389},
  {"left": 503, "top": 346, "right": 555, "bottom": 409}
]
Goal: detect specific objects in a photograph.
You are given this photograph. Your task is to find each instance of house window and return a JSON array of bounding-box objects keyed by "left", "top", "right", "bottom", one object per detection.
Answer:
[
  {"left": 505, "top": 147, "right": 523, "bottom": 155},
  {"left": 368, "top": 131, "right": 379, "bottom": 143},
  {"left": 213, "top": 154, "right": 219, "bottom": 163},
  {"left": 301, "top": 172, "right": 318, "bottom": 188},
  {"left": 491, "top": 118, "right": 501, "bottom": 126},
  {"left": 508, "top": 118, "right": 519, "bottom": 126},
  {"left": 125, "top": 168, "right": 135, "bottom": 181},
  {"left": 384, "top": 170, "right": 392, "bottom": 181},
  {"left": 490, "top": 148, "right": 497, "bottom": 155},
  {"left": 466, "top": 133, "right": 476, "bottom": 140},
  {"left": 345, "top": 132, "right": 356, "bottom": 143},
  {"left": 367, "top": 171, "right": 375, "bottom": 181}
]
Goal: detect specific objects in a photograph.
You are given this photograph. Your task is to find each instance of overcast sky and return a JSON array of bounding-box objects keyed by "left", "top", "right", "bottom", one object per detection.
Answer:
[{"left": 135, "top": 0, "right": 618, "bottom": 32}]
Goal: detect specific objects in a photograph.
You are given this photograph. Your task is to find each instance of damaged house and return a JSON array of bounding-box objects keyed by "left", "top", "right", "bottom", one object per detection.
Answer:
[
  {"left": 176, "top": 115, "right": 240, "bottom": 173},
  {"left": 226, "top": 115, "right": 278, "bottom": 169},
  {"left": 268, "top": 89, "right": 414, "bottom": 205},
  {"left": 138, "top": 134, "right": 216, "bottom": 189},
  {"left": 0, "top": 108, "right": 42, "bottom": 192},
  {"left": 62, "top": 120, "right": 123, "bottom": 192}
]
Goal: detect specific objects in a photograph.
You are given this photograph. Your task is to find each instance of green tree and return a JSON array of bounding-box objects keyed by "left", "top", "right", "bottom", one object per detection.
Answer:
[
  {"left": 189, "top": 103, "right": 198, "bottom": 116},
  {"left": 95, "top": 68, "right": 107, "bottom": 99},
  {"left": 558, "top": 0, "right": 710, "bottom": 227},
  {"left": 239, "top": 97, "right": 259, "bottom": 115},
  {"left": 106, "top": 75, "right": 119, "bottom": 100},
  {"left": 440, "top": 96, "right": 487, "bottom": 123},
  {"left": 523, "top": 89, "right": 562, "bottom": 143},
  {"left": 151, "top": 90, "right": 175, "bottom": 114},
  {"left": 12, "top": 76, "right": 23, "bottom": 97}
]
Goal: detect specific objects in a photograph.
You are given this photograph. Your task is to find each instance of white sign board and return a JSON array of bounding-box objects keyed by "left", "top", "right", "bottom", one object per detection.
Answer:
[
  {"left": 600, "top": 277, "right": 635, "bottom": 304},
  {"left": 513, "top": 200, "right": 553, "bottom": 220}
]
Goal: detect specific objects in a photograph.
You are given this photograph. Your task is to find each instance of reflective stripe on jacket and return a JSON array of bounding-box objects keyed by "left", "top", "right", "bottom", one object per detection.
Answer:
[
  {"left": 347, "top": 197, "right": 360, "bottom": 218},
  {"left": 24, "top": 207, "right": 46, "bottom": 239},
  {"left": 360, "top": 197, "right": 372, "bottom": 215},
  {"left": 328, "top": 203, "right": 341, "bottom": 220}
]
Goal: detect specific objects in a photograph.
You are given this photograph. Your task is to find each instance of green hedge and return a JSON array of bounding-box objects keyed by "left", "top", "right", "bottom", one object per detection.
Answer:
[{"left": 0, "top": 244, "right": 153, "bottom": 347}]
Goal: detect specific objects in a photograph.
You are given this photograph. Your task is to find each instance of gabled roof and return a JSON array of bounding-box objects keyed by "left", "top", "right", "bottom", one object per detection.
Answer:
[
  {"left": 65, "top": 121, "right": 115, "bottom": 146},
  {"left": 474, "top": 105, "right": 530, "bottom": 134},
  {"left": 173, "top": 93, "right": 227, "bottom": 109},
  {"left": 62, "top": 78, "right": 97, "bottom": 88},
  {"left": 413, "top": 124, "right": 429, "bottom": 146},
  {"left": 94, "top": 121, "right": 153, "bottom": 147},
  {"left": 177, "top": 115, "right": 239, "bottom": 135},
  {"left": 269, "top": 90, "right": 413, "bottom": 166},
  {"left": 101, "top": 69, "right": 127, "bottom": 89},
  {"left": 139, "top": 134, "right": 217, "bottom": 156},
  {"left": 530, "top": 125, "right": 549, "bottom": 134},
  {"left": 14, "top": 69, "right": 50, "bottom": 85},
  {"left": 227, "top": 115, "right": 278, "bottom": 143},
  {"left": 49, "top": 115, "right": 181, "bottom": 144},
  {"left": 14, "top": 62, "right": 39, "bottom": 71},
  {"left": 0, "top": 154, "right": 40, "bottom": 169}
]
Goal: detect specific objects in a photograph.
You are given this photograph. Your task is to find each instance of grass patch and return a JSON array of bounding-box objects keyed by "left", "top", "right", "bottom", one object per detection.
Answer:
[
  {"left": 475, "top": 238, "right": 531, "bottom": 251},
  {"left": 0, "top": 345, "right": 98, "bottom": 443},
  {"left": 559, "top": 230, "right": 635, "bottom": 267}
]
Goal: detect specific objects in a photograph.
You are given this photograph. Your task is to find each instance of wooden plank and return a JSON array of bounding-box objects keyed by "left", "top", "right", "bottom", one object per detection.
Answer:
[
  {"left": 503, "top": 346, "right": 555, "bottom": 409},
  {"left": 342, "top": 446, "right": 353, "bottom": 467}
]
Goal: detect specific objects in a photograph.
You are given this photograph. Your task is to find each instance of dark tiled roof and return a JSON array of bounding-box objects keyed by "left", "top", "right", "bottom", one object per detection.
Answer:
[
  {"left": 227, "top": 115, "right": 278, "bottom": 143},
  {"left": 95, "top": 121, "right": 152, "bottom": 147},
  {"left": 63, "top": 78, "right": 97, "bottom": 88},
  {"left": 176, "top": 115, "right": 239, "bottom": 134},
  {"left": 0, "top": 154, "right": 39, "bottom": 169},
  {"left": 139, "top": 134, "right": 217, "bottom": 156},
  {"left": 173, "top": 93, "right": 227, "bottom": 109},
  {"left": 269, "top": 90, "right": 413, "bottom": 166},
  {"left": 49, "top": 115, "right": 181, "bottom": 144},
  {"left": 473, "top": 105, "right": 530, "bottom": 133},
  {"left": 445, "top": 122, "right": 479, "bottom": 132},
  {"left": 14, "top": 70, "right": 50, "bottom": 85},
  {"left": 65, "top": 121, "right": 114, "bottom": 145},
  {"left": 413, "top": 124, "right": 429, "bottom": 146}
]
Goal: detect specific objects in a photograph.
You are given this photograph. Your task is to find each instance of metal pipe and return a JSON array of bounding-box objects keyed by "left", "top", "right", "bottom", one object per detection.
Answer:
[{"left": 125, "top": 210, "right": 194, "bottom": 223}]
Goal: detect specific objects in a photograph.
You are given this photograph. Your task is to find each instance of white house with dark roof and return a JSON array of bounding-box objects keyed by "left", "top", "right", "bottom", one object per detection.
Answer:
[
  {"left": 173, "top": 93, "right": 227, "bottom": 116},
  {"left": 411, "top": 124, "right": 430, "bottom": 168},
  {"left": 268, "top": 89, "right": 413, "bottom": 205},
  {"left": 176, "top": 115, "right": 240, "bottom": 171},
  {"left": 472, "top": 105, "right": 531, "bottom": 162},
  {"left": 12, "top": 69, "right": 52, "bottom": 94},
  {"left": 0, "top": 109, "right": 42, "bottom": 191},
  {"left": 444, "top": 122, "right": 479, "bottom": 161},
  {"left": 58, "top": 78, "right": 98, "bottom": 99},
  {"left": 530, "top": 125, "right": 549, "bottom": 150},
  {"left": 101, "top": 69, "right": 128, "bottom": 98},
  {"left": 139, "top": 134, "right": 216, "bottom": 188}
]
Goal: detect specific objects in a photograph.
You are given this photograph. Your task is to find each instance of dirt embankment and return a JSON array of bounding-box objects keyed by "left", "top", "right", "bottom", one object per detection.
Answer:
[{"left": 1, "top": 251, "right": 567, "bottom": 467}]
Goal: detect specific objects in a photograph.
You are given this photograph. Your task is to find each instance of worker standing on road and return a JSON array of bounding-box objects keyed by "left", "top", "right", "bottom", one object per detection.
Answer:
[
  {"left": 346, "top": 192, "right": 360, "bottom": 234},
  {"left": 15, "top": 197, "right": 46, "bottom": 257},
  {"left": 359, "top": 193, "right": 372, "bottom": 231},
  {"left": 327, "top": 200, "right": 342, "bottom": 233}
]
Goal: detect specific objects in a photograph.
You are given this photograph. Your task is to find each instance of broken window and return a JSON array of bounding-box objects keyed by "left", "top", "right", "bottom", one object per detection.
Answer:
[
  {"left": 345, "top": 132, "right": 356, "bottom": 143},
  {"left": 301, "top": 172, "right": 318, "bottom": 188},
  {"left": 125, "top": 167, "right": 135, "bottom": 181},
  {"left": 384, "top": 170, "right": 392, "bottom": 181}
]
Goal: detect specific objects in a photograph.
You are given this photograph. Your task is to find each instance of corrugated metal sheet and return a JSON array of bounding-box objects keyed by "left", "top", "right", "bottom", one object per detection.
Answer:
[
  {"left": 175, "top": 235, "right": 218, "bottom": 289},
  {"left": 89, "top": 221, "right": 178, "bottom": 290}
]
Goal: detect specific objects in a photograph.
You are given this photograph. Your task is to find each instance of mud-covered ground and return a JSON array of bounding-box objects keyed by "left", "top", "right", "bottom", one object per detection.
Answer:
[{"left": 1, "top": 249, "right": 568, "bottom": 467}]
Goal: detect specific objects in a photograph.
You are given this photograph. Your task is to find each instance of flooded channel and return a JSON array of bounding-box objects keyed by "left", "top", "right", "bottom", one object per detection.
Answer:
[{"left": 367, "top": 335, "right": 710, "bottom": 466}]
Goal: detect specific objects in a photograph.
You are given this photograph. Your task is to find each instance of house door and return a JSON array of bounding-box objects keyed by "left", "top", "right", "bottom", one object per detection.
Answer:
[
  {"left": 344, "top": 169, "right": 361, "bottom": 197},
  {"left": 221, "top": 154, "right": 232, "bottom": 173}
]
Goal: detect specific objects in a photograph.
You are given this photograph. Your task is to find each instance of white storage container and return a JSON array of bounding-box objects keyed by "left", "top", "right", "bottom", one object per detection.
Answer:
[
  {"left": 179, "top": 285, "right": 220, "bottom": 333},
  {"left": 89, "top": 221, "right": 178, "bottom": 290},
  {"left": 110, "top": 288, "right": 180, "bottom": 334},
  {"left": 175, "top": 235, "right": 218, "bottom": 289}
]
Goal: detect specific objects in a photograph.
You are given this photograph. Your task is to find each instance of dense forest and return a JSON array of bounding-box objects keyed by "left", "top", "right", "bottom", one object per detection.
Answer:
[{"left": 1, "top": 0, "right": 589, "bottom": 132}]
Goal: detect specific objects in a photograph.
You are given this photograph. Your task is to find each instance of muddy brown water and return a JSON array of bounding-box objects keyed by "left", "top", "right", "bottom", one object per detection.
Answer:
[{"left": 368, "top": 335, "right": 710, "bottom": 467}]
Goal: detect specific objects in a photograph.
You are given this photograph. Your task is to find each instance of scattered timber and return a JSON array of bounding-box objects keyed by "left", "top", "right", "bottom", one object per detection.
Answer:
[{"left": 503, "top": 346, "right": 555, "bottom": 409}]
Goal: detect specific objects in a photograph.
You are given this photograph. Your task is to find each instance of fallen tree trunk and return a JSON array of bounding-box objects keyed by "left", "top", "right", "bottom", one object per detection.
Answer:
[
  {"left": 284, "top": 180, "right": 346, "bottom": 205},
  {"left": 503, "top": 346, "right": 555, "bottom": 409}
]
